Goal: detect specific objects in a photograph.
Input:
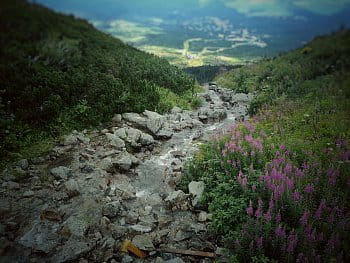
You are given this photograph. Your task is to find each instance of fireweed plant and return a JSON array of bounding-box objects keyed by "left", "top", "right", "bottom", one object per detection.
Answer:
[{"left": 183, "top": 116, "right": 350, "bottom": 262}]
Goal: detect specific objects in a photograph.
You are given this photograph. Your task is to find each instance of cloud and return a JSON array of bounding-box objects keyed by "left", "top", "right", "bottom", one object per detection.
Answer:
[
  {"left": 198, "top": 0, "right": 212, "bottom": 7},
  {"left": 294, "top": 0, "right": 350, "bottom": 15},
  {"left": 223, "top": 0, "right": 350, "bottom": 17}
]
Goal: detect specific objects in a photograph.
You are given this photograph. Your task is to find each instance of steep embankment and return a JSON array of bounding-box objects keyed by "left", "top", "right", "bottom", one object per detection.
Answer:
[
  {"left": 0, "top": 0, "right": 195, "bottom": 165},
  {"left": 182, "top": 31, "right": 350, "bottom": 262}
]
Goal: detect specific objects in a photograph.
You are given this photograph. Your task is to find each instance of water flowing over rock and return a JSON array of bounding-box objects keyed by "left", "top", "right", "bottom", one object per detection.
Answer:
[{"left": 0, "top": 84, "right": 253, "bottom": 262}]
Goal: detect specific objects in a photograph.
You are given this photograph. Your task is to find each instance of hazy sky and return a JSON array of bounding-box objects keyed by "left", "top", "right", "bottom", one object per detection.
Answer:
[{"left": 36, "top": 0, "right": 350, "bottom": 18}]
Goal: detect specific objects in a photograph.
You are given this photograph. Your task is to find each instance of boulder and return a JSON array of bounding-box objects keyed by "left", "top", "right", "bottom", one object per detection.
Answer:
[
  {"left": 112, "top": 114, "right": 122, "bottom": 123},
  {"left": 122, "top": 113, "right": 147, "bottom": 127},
  {"left": 17, "top": 159, "right": 29, "bottom": 170},
  {"left": 116, "top": 151, "right": 139, "bottom": 171},
  {"left": 2, "top": 181, "right": 20, "bottom": 190},
  {"left": 64, "top": 179, "right": 80, "bottom": 197},
  {"left": 130, "top": 224, "right": 152, "bottom": 233},
  {"left": 198, "top": 211, "right": 209, "bottom": 222},
  {"left": 50, "top": 166, "right": 72, "bottom": 180},
  {"left": 22, "top": 190, "right": 35, "bottom": 198},
  {"left": 139, "top": 132, "right": 155, "bottom": 146},
  {"left": 171, "top": 106, "right": 183, "bottom": 114},
  {"left": 64, "top": 132, "right": 90, "bottom": 146},
  {"left": 188, "top": 181, "right": 205, "bottom": 206},
  {"left": 113, "top": 128, "right": 127, "bottom": 140},
  {"left": 165, "top": 190, "right": 189, "bottom": 211},
  {"left": 146, "top": 117, "right": 165, "bottom": 135},
  {"left": 106, "top": 133, "right": 125, "bottom": 149},
  {"left": 102, "top": 201, "right": 122, "bottom": 218},
  {"left": 125, "top": 127, "right": 142, "bottom": 146},
  {"left": 19, "top": 221, "right": 60, "bottom": 253},
  {"left": 52, "top": 238, "right": 91, "bottom": 263},
  {"left": 132, "top": 234, "right": 155, "bottom": 250}
]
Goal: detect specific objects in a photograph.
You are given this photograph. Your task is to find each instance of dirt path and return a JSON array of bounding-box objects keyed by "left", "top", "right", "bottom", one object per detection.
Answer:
[{"left": 0, "top": 84, "right": 253, "bottom": 263}]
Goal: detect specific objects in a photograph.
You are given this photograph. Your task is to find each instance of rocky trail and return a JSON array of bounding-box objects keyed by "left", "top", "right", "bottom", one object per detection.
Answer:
[{"left": 0, "top": 84, "right": 253, "bottom": 263}]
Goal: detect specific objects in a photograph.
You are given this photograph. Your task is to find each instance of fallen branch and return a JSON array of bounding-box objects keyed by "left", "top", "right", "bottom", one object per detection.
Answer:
[{"left": 157, "top": 248, "right": 216, "bottom": 258}]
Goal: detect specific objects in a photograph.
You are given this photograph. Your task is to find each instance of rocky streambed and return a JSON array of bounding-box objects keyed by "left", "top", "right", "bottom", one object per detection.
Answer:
[{"left": 0, "top": 84, "right": 253, "bottom": 263}]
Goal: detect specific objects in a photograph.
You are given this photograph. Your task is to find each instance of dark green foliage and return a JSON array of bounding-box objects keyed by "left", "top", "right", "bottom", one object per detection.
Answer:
[
  {"left": 184, "top": 65, "right": 241, "bottom": 84},
  {"left": 0, "top": 0, "right": 195, "bottom": 164}
]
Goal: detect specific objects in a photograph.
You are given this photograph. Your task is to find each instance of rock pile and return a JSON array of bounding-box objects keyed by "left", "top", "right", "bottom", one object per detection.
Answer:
[{"left": 0, "top": 84, "right": 253, "bottom": 262}]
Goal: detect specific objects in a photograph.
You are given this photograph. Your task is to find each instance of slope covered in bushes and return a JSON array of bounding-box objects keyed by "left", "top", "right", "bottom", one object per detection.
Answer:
[
  {"left": 182, "top": 31, "right": 350, "bottom": 262},
  {"left": 0, "top": 0, "right": 195, "bottom": 164},
  {"left": 215, "top": 30, "right": 350, "bottom": 115}
]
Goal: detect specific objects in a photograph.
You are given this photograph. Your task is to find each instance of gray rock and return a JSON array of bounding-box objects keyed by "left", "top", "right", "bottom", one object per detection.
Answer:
[
  {"left": 99, "top": 157, "right": 115, "bottom": 172},
  {"left": 156, "top": 127, "right": 173, "bottom": 139},
  {"left": 19, "top": 221, "right": 60, "bottom": 253},
  {"left": 63, "top": 215, "right": 90, "bottom": 238},
  {"left": 114, "top": 128, "right": 127, "bottom": 140},
  {"left": 2, "top": 181, "right": 20, "bottom": 190},
  {"left": 64, "top": 179, "right": 80, "bottom": 197},
  {"left": 1, "top": 169, "right": 16, "bottom": 181},
  {"left": 122, "top": 112, "right": 147, "bottom": 127},
  {"left": 17, "top": 159, "right": 29, "bottom": 170},
  {"left": 165, "top": 257, "right": 185, "bottom": 263},
  {"left": 116, "top": 152, "right": 139, "bottom": 171},
  {"left": 143, "top": 110, "right": 162, "bottom": 119},
  {"left": 171, "top": 106, "right": 183, "bottom": 114},
  {"left": 130, "top": 224, "right": 152, "bottom": 233},
  {"left": 125, "top": 127, "right": 142, "bottom": 146},
  {"left": 198, "top": 211, "right": 209, "bottom": 222},
  {"left": 64, "top": 132, "right": 90, "bottom": 146},
  {"left": 106, "top": 133, "right": 125, "bottom": 149},
  {"left": 22, "top": 190, "right": 35, "bottom": 198},
  {"left": 0, "top": 199, "right": 11, "bottom": 214},
  {"left": 189, "top": 181, "right": 205, "bottom": 206},
  {"left": 102, "top": 201, "right": 121, "bottom": 218},
  {"left": 146, "top": 116, "right": 165, "bottom": 135},
  {"left": 189, "top": 181, "right": 205, "bottom": 199},
  {"left": 52, "top": 238, "right": 91, "bottom": 263},
  {"left": 112, "top": 114, "right": 122, "bottom": 123},
  {"left": 139, "top": 132, "right": 155, "bottom": 146},
  {"left": 51, "top": 166, "right": 72, "bottom": 180},
  {"left": 76, "top": 134, "right": 90, "bottom": 144},
  {"left": 166, "top": 190, "right": 187, "bottom": 203},
  {"left": 174, "top": 230, "right": 192, "bottom": 241},
  {"left": 121, "top": 255, "right": 134, "bottom": 263},
  {"left": 132, "top": 234, "right": 155, "bottom": 250},
  {"left": 155, "top": 257, "right": 166, "bottom": 263}
]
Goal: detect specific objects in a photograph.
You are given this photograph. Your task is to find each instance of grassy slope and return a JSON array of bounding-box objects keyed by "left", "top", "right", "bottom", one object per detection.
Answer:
[
  {"left": 182, "top": 31, "right": 350, "bottom": 262},
  {"left": 0, "top": 0, "right": 196, "bottom": 165}
]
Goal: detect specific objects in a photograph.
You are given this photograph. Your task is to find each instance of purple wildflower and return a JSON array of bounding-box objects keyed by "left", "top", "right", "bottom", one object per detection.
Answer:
[
  {"left": 300, "top": 210, "right": 310, "bottom": 226},
  {"left": 304, "top": 184, "right": 315, "bottom": 194},
  {"left": 286, "top": 232, "right": 298, "bottom": 253},
  {"left": 314, "top": 200, "right": 326, "bottom": 219},
  {"left": 293, "top": 190, "right": 301, "bottom": 202},
  {"left": 265, "top": 210, "right": 272, "bottom": 222},
  {"left": 275, "top": 225, "right": 286, "bottom": 238},
  {"left": 246, "top": 201, "right": 254, "bottom": 216},
  {"left": 256, "top": 236, "right": 263, "bottom": 249},
  {"left": 276, "top": 211, "right": 281, "bottom": 224},
  {"left": 251, "top": 185, "right": 256, "bottom": 191}
]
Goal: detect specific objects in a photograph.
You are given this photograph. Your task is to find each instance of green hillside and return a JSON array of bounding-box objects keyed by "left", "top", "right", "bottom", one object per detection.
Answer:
[
  {"left": 0, "top": 0, "right": 195, "bottom": 164},
  {"left": 182, "top": 31, "right": 350, "bottom": 262}
]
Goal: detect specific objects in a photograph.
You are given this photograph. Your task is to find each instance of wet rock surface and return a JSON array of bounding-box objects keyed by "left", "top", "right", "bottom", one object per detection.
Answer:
[{"left": 0, "top": 84, "right": 252, "bottom": 262}]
